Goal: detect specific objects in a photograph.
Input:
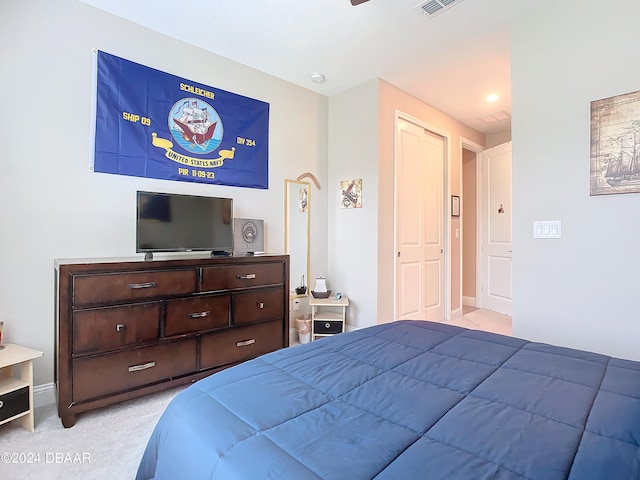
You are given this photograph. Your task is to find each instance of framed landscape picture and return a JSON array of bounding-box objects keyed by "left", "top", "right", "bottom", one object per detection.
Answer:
[{"left": 590, "top": 89, "right": 640, "bottom": 195}]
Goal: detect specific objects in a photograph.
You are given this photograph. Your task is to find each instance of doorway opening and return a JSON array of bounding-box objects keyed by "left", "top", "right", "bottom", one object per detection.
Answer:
[
  {"left": 460, "top": 140, "right": 513, "bottom": 317},
  {"left": 462, "top": 146, "right": 479, "bottom": 310}
]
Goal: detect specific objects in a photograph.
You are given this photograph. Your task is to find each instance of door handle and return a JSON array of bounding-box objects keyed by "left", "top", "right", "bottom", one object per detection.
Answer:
[
  {"left": 128, "top": 361, "right": 156, "bottom": 372},
  {"left": 128, "top": 282, "right": 157, "bottom": 289}
]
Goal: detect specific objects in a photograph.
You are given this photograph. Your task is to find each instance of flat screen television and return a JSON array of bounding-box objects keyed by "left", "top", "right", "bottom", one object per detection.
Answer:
[{"left": 136, "top": 191, "right": 234, "bottom": 258}]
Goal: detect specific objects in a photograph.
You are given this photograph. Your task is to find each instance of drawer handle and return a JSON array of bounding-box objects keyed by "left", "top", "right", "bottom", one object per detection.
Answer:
[
  {"left": 128, "top": 281, "right": 157, "bottom": 289},
  {"left": 236, "top": 338, "right": 256, "bottom": 347},
  {"left": 236, "top": 274, "right": 256, "bottom": 280},
  {"left": 257, "top": 302, "right": 264, "bottom": 309},
  {"left": 0, "top": 400, "right": 3, "bottom": 409},
  {"left": 128, "top": 361, "right": 156, "bottom": 372},
  {"left": 189, "top": 311, "right": 211, "bottom": 318},
  {"left": 325, "top": 323, "right": 331, "bottom": 329},
  {"left": 116, "top": 324, "right": 125, "bottom": 332}
]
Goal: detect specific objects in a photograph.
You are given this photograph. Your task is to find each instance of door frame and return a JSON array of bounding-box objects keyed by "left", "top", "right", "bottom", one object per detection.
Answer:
[
  {"left": 459, "top": 137, "right": 485, "bottom": 310},
  {"left": 393, "top": 110, "right": 453, "bottom": 321}
]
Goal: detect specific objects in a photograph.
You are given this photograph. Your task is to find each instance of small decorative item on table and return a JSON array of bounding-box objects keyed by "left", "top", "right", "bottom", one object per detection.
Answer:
[
  {"left": 294, "top": 275, "right": 307, "bottom": 295},
  {"left": 311, "top": 276, "right": 331, "bottom": 298},
  {"left": 0, "top": 321, "right": 4, "bottom": 350},
  {"left": 311, "top": 290, "right": 332, "bottom": 299}
]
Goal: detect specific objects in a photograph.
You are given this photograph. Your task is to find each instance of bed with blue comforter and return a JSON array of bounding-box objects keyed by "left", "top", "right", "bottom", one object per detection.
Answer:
[{"left": 136, "top": 320, "right": 640, "bottom": 479}]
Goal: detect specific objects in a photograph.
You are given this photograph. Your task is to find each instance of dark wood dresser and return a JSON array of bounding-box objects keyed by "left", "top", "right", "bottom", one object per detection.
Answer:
[{"left": 55, "top": 255, "right": 289, "bottom": 427}]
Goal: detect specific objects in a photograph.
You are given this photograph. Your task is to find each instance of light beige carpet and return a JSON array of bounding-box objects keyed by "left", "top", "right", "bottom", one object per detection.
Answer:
[
  {"left": 0, "top": 387, "right": 183, "bottom": 480},
  {"left": 446, "top": 308, "right": 512, "bottom": 336}
]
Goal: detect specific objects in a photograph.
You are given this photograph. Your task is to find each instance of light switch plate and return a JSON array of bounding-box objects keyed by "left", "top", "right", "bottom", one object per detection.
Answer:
[{"left": 533, "top": 220, "right": 562, "bottom": 239}]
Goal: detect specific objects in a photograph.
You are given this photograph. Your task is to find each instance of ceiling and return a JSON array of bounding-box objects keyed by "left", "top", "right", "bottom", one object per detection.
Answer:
[{"left": 80, "top": 0, "right": 545, "bottom": 135}]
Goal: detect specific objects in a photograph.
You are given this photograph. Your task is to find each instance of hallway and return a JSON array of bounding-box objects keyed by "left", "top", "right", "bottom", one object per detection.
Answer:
[{"left": 444, "top": 307, "right": 512, "bottom": 336}]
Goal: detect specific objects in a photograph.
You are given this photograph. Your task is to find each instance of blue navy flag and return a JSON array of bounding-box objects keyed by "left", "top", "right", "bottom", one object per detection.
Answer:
[{"left": 93, "top": 51, "right": 269, "bottom": 189}]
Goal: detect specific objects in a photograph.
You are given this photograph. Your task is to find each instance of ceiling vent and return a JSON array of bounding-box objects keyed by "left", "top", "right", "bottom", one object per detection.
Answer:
[
  {"left": 415, "top": 0, "right": 465, "bottom": 18},
  {"left": 478, "top": 111, "right": 511, "bottom": 124}
]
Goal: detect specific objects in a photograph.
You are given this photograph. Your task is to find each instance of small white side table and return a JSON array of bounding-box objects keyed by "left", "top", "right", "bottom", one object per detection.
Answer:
[
  {"left": 0, "top": 343, "right": 43, "bottom": 431},
  {"left": 310, "top": 296, "right": 349, "bottom": 340}
]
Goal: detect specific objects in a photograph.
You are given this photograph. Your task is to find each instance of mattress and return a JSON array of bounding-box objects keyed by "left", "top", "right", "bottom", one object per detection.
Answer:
[{"left": 136, "top": 320, "right": 640, "bottom": 479}]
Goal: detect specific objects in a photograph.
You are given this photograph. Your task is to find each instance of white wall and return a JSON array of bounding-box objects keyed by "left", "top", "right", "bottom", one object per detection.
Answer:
[
  {"left": 327, "top": 79, "right": 485, "bottom": 330},
  {"left": 512, "top": 0, "right": 640, "bottom": 361},
  {"left": 327, "top": 81, "right": 380, "bottom": 329},
  {"left": 0, "top": 0, "right": 328, "bottom": 387},
  {"left": 486, "top": 129, "right": 511, "bottom": 148}
]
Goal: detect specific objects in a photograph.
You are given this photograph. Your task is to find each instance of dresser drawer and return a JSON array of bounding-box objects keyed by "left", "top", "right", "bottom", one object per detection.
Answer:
[
  {"left": 72, "top": 339, "right": 197, "bottom": 403},
  {"left": 200, "top": 320, "right": 283, "bottom": 369},
  {"left": 72, "top": 269, "right": 197, "bottom": 306},
  {"left": 201, "top": 263, "right": 284, "bottom": 291},
  {"left": 233, "top": 287, "right": 284, "bottom": 326},
  {"left": 0, "top": 386, "right": 29, "bottom": 423},
  {"left": 73, "top": 303, "right": 160, "bottom": 355},
  {"left": 164, "top": 294, "right": 230, "bottom": 337},
  {"left": 313, "top": 320, "right": 344, "bottom": 335}
]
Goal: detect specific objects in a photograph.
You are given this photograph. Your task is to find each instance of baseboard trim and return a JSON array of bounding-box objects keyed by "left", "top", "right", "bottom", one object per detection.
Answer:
[
  {"left": 34, "top": 382, "right": 56, "bottom": 408},
  {"left": 462, "top": 296, "right": 476, "bottom": 307}
]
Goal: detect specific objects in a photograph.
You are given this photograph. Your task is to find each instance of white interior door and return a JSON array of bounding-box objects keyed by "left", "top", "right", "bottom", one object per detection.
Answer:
[
  {"left": 479, "top": 142, "right": 512, "bottom": 316},
  {"left": 395, "top": 118, "right": 445, "bottom": 321}
]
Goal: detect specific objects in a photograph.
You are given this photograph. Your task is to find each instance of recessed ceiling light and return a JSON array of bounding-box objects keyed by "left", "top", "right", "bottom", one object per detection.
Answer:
[
  {"left": 310, "top": 72, "right": 325, "bottom": 83},
  {"left": 486, "top": 94, "right": 499, "bottom": 102}
]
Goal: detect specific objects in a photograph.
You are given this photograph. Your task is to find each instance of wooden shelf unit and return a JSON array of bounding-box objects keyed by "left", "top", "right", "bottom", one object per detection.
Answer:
[
  {"left": 310, "top": 296, "right": 349, "bottom": 340},
  {"left": 0, "top": 343, "right": 43, "bottom": 432}
]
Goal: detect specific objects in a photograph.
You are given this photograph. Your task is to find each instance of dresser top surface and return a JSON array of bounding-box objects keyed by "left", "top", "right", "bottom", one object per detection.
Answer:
[{"left": 55, "top": 254, "right": 288, "bottom": 272}]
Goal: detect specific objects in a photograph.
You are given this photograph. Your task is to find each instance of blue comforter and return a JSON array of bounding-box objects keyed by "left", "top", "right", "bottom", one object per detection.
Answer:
[{"left": 136, "top": 320, "right": 640, "bottom": 479}]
